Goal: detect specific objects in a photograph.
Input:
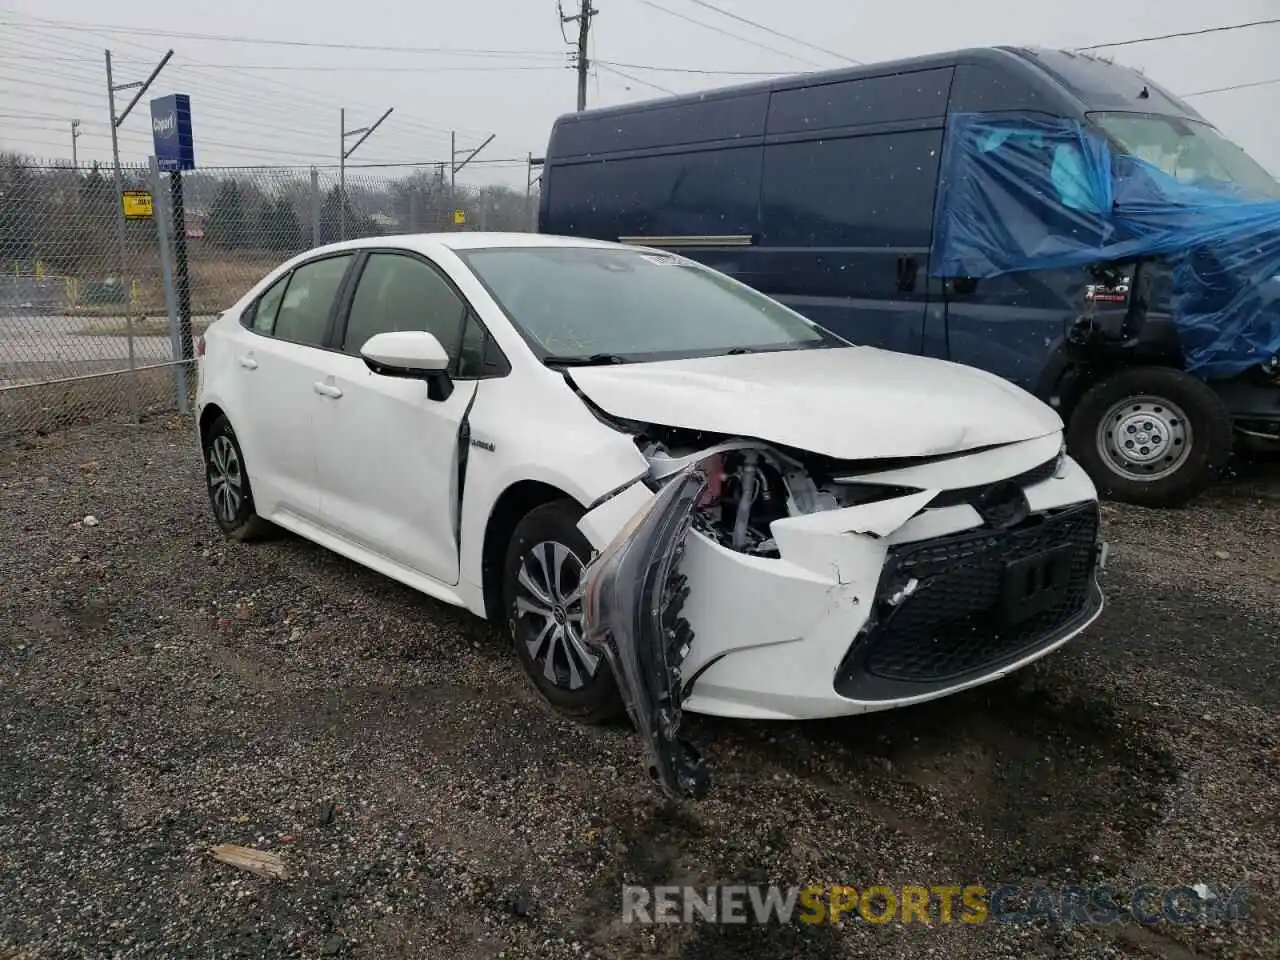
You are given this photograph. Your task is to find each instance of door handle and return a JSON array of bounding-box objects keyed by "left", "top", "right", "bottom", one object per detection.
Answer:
[
  {"left": 312, "top": 381, "right": 343, "bottom": 399},
  {"left": 238, "top": 356, "right": 258, "bottom": 370},
  {"left": 896, "top": 255, "right": 919, "bottom": 293}
]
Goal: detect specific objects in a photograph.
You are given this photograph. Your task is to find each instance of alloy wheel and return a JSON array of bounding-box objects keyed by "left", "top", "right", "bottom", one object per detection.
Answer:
[
  {"left": 513, "top": 539, "right": 599, "bottom": 690},
  {"left": 207, "top": 434, "right": 245, "bottom": 524}
]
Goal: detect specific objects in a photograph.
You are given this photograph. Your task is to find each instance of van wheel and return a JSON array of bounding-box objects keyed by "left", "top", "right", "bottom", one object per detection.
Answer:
[{"left": 1066, "top": 366, "right": 1232, "bottom": 508}]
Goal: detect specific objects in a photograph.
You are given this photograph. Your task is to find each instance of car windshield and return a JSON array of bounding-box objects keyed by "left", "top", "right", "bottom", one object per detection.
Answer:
[
  {"left": 1089, "top": 112, "right": 1280, "bottom": 198},
  {"left": 455, "top": 246, "right": 837, "bottom": 362}
]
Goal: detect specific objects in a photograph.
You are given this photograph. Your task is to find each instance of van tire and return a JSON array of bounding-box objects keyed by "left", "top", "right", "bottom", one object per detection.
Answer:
[{"left": 1066, "top": 366, "right": 1232, "bottom": 508}]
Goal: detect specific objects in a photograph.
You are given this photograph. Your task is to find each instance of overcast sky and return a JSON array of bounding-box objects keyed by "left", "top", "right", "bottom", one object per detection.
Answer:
[{"left": 1, "top": 0, "right": 1277, "bottom": 190}]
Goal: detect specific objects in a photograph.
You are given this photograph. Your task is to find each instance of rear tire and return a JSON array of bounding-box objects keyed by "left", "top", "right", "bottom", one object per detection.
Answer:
[
  {"left": 202, "top": 415, "right": 274, "bottom": 542},
  {"left": 1066, "top": 366, "right": 1232, "bottom": 508},
  {"left": 503, "top": 499, "right": 624, "bottom": 724}
]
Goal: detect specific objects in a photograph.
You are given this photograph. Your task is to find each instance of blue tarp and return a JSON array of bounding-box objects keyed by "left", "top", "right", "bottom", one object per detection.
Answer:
[{"left": 932, "top": 112, "right": 1280, "bottom": 379}]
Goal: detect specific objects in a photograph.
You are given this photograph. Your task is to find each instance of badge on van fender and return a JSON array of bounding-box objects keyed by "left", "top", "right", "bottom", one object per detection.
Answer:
[{"left": 1085, "top": 276, "right": 1131, "bottom": 305}]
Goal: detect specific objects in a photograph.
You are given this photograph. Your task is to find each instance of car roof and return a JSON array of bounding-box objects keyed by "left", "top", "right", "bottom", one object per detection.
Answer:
[{"left": 304, "top": 231, "right": 624, "bottom": 258}]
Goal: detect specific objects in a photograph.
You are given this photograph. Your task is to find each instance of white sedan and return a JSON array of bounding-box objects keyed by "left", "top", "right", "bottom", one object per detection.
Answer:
[{"left": 195, "top": 233, "right": 1106, "bottom": 797}]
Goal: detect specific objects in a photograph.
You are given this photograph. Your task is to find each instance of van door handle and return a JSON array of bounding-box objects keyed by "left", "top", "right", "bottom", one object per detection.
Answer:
[
  {"left": 313, "top": 381, "right": 343, "bottom": 399},
  {"left": 238, "top": 356, "right": 258, "bottom": 370},
  {"left": 896, "top": 256, "right": 919, "bottom": 293}
]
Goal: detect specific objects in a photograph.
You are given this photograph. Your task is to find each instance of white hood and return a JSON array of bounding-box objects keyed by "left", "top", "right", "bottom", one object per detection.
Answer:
[{"left": 566, "top": 346, "right": 1062, "bottom": 460}]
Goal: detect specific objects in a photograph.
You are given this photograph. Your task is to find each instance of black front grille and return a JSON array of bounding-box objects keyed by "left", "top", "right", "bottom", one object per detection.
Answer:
[{"left": 835, "top": 502, "right": 1102, "bottom": 702}]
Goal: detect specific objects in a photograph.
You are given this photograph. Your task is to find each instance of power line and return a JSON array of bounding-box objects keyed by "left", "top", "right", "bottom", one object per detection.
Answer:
[
  {"left": 0, "top": 49, "right": 791, "bottom": 78},
  {"left": 1077, "top": 16, "right": 1280, "bottom": 51},
  {"left": 4, "top": 21, "right": 490, "bottom": 139},
  {"left": 1, "top": 15, "right": 567, "bottom": 60},
  {"left": 0, "top": 23, "right": 484, "bottom": 153},
  {"left": 637, "top": 0, "right": 825, "bottom": 69},
  {"left": 1180, "top": 76, "right": 1280, "bottom": 98},
  {"left": 680, "top": 0, "right": 859, "bottom": 64},
  {"left": 598, "top": 59, "right": 789, "bottom": 76},
  {"left": 98, "top": 62, "right": 570, "bottom": 74},
  {"left": 596, "top": 62, "right": 677, "bottom": 95}
]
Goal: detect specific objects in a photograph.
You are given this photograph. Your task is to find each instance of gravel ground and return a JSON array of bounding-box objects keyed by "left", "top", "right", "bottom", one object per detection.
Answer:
[{"left": 2, "top": 418, "right": 1277, "bottom": 959}]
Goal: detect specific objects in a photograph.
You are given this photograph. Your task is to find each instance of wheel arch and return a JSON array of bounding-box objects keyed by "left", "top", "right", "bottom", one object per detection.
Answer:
[
  {"left": 197, "top": 402, "right": 227, "bottom": 447},
  {"left": 480, "top": 479, "right": 585, "bottom": 622},
  {"left": 1039, "top": 349, "right": 1185, "bottom": 425}
]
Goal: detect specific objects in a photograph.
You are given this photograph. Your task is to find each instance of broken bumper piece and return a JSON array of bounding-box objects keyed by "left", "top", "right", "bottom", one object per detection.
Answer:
[
  {"left": 579, "top": 437, "right": 1108, "bottom": 800},
  {"left": 581, "top": 467, "right": 710, "bottom": 802}
]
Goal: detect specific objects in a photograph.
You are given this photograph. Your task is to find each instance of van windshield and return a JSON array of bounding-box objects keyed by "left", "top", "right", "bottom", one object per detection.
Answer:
[
  {"left": 1089, "top": 112, "right": 1280, "bottom": 198},
  {"left": 456, "top": 246, "right": 838, "bottom": 363}
]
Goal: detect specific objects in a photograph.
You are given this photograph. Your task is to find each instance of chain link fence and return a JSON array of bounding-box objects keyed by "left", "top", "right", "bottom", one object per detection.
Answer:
[{"left": 0, "top": 156, "right": 540, "bottom": 440}]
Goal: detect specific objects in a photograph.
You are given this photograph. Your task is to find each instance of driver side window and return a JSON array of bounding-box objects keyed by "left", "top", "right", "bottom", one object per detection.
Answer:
[{"left": 342, "top": 253, "right": 468, "bottom": 361}]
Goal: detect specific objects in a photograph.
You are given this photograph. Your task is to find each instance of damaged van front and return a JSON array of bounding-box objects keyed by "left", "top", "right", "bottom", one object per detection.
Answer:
[{"left": 571, "top": 353, "right": 1108, "bottom": 800}]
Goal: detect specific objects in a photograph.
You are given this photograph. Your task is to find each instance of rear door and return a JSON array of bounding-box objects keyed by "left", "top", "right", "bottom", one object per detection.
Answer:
[
  {"left": 230, "top": 252, "right": 356, "bottom": 522},
  {"left": 312, "top": 249, "right": 483, "bottom": 586}
]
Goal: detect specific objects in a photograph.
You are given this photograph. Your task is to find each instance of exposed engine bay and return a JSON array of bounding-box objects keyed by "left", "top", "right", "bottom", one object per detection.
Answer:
[
  {"left": 637, "top": 425, "right": 912, "bottom": 556},
  {"left": 579, "top": 428, "right": 926, "bottom": 801},
  {"left": 577, "top": 408, "right": 1092, "bottom": 803}
]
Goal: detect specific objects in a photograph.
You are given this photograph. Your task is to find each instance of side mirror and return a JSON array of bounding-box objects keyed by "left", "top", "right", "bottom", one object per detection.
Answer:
[{"left": 360, "top": 330, "right": 453, "bottom": 400}]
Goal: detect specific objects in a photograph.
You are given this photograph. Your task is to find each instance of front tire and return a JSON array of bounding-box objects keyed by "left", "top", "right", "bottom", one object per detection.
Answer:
[
  {"left": 202, "top": 415, "right": 274, "bottom": 541},
  {"left": 503, "top": 499, "right": 624, "bottom": 724},
  {"left": 1067, "top": 366, "right": 1232, "bottom": 508}
]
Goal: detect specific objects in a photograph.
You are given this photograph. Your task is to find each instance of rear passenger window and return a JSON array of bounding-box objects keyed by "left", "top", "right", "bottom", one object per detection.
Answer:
[
  {"left": 342, "top": 253, "right": 468, "bottom": 358},
  {"left": 272, "top": 254, "right": 353, "bottom": 348},
  {"left": 760, "top": 130, "right": 943, "bottom": 247},
  {"left": 250, "top": 274, "right": 289, "bottom": 335}
]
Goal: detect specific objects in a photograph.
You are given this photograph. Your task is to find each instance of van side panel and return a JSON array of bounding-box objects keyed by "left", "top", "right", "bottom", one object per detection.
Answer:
[
  {"left": 547, "top": 90, "right": 769, "bottom": 157},
  {"left": 540, "top": 91, "right": 768, "bottom": 252},
  {"left": 541, "top": 146, "right": 763, "bottom": 248},
  {"left": 752, "top": 68, "right": 953, "bottom": 357},
  {"left": 939, "top": 62, "right": 1089, "bottom": 391}
]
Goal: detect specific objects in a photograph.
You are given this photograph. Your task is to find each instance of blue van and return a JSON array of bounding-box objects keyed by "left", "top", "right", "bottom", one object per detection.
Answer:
[{"left": 538, "top": 46, "right": 1280, "bottom": 507}]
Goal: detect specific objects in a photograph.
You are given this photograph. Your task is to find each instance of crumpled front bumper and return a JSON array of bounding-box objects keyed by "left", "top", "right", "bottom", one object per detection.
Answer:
[
  {"left": 579, "top": 466, "right": 712, "bottom": 801},
  {"left": 578, "top": 441, "right": 1106, "bottom": 800}
]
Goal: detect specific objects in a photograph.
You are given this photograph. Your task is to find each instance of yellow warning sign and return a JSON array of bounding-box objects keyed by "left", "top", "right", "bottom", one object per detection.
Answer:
[
  {"left": 453, "top": 208, "right": 466, "bottom": 226},
  {"left": 122, "top": 191, "right": 153, "bottom": 219}
]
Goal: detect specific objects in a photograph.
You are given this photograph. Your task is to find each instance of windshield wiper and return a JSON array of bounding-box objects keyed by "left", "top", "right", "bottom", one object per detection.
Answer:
[{"left": 541, "top": 353, "right": 629, "bottom": 367}]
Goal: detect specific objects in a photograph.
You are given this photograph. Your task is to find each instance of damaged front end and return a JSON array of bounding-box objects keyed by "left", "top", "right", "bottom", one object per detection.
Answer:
[
  {"left": 580, "top": 463, "right": 710, "bottom": 801},
  {"left": 580, "top": 424, "right": 1103, "bottom": 801},
  {"left": 579, "top": 435, "right": 925, "bottom": 801}
]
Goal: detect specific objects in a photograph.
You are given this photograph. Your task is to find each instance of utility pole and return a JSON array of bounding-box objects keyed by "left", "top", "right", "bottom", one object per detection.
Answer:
[
  {"left": 70, "top": 119, "right": 80, "bottom": 167},
  {"left": 450, "top": 132, "right": 496, "bottom": 230},
  {"left": 105, "top": 46, "right": 172, "bottom": 400},
  {"left": 340, "top": 106, "right": 393, "bottom": 240},
  {"left": 527, "top": 154, "right": 544, "bottom": 232},
  {"left": 561, "top": 0, "right": 597, "bottom": 111}
]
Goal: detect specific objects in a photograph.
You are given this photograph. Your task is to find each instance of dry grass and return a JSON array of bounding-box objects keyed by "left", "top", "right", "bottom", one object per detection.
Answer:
[
  {"left": 51, "top": 250, "right": 282, "bottom": 318},
  {"left": 0, "top": 366, "right": 191, "bottom": 440}
]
